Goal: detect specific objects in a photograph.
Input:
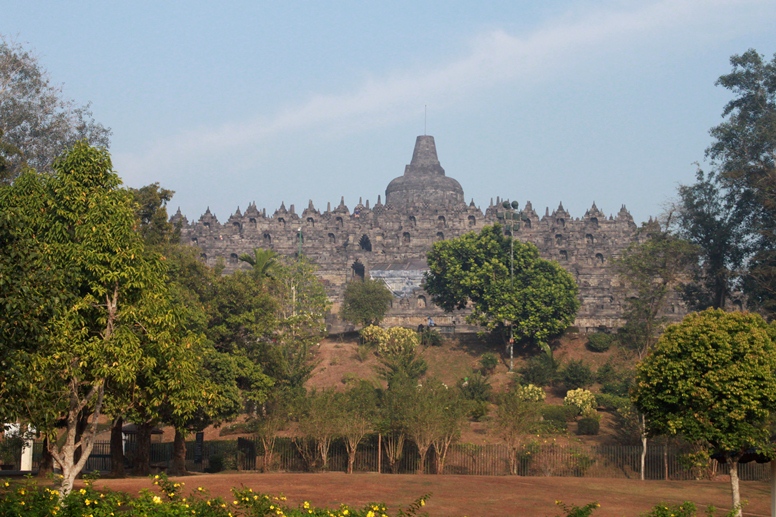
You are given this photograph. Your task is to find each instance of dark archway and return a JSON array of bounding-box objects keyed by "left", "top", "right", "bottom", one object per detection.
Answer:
[
  {"left": 351, "top": 260, "right": 365, "bottom": 280},
  {"left": 359, "top": 234, "right": 372, "bottom": 252}
]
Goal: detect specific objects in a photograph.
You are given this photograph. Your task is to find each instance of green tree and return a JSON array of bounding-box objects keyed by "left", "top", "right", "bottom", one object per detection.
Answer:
[
  {"left": 706, "top": 50, "right": 776, "bottom": 317},
  {"left": 0, "top": 142, "right": 159, "bottom": 496},
  {"left": 614, "top": 226, "right": 697, "bottom": 360},
  {"left": 0, "top": 37, "right": 111, "bottom": 182},
  {"left": 239, "top": 248, "right": 279, "bottom": 280},
  {"left": 632, "top": 309, "right": 776, "bottom": 516},
  {"left": 340, "top": 278, "right": 393, "bottom": 327},
  {"left": 339, "top": 381, "right": 379, "bottom": 474},
  {"left": 494, "top": 388, "right": 544, "bottom": 475},
  {"left": 425, "top": 225, "right": 579, "bottom": 357}
]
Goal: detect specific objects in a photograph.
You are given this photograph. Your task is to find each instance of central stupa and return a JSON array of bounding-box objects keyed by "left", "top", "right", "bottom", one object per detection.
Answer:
[{"left": 385, "top": 135, "right": 465, "bottom": 209}]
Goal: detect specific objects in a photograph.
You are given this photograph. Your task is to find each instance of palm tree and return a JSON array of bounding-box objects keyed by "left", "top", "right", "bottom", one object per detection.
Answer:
[{"left": 239, "top": 248, "right": 279, "bottom": 279}]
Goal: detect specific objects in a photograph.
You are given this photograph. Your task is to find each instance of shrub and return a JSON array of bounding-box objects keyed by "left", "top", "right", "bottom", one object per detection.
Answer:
[
  {"left": 594, "top": 393, "right": 630, "bottom": 411},
  {"left": 540, "top": 405, "right": 577, "bottom": 432},
  {"left": 458, "top": 372, "right": 492, "bottom": 402},
  {"left": 586, "top": 332, "right": 614, "bottom": 352},
  {"left": 468, "top": 400, "right": 489, "bottom": 421},
  {"left": 554, "top": 500, "right": 600, "bottom": 517},
  {"left": 206, "top": 454, "right": 224, "bottom": 473},
  {"left": 561, "top": 359, "right": 594, "bottom": 390},
  {"left": 480, "top": 352, "right": 499, "bottom": 374},
  {"left": 518, "top": 355, "right": 559, "bottom": 387},
  {"left": 564, "top": 388, "right": 597, "bottom": 417},
  {"left": 641, "top": 502, "right": 699, "bottom": 517},
  {"left": 576, "top": 416, "right": 600, "bottom": 435},
  {"left": 512, "top": 383, "right": 546, "bottom": 402},
  {"left": 596, "top": 362, "right": 633, "bottom": 397},
  {"left": 419, "top": 327, "right": 442, "bottom": 347}
]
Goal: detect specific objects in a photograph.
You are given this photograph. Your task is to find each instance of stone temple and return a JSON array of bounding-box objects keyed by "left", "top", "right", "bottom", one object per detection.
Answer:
[{"left": 174, "top": 135, "right": 673, "bottom": 333}]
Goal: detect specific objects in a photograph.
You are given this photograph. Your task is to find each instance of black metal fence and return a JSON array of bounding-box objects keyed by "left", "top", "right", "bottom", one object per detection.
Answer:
[{"left": 20, "top": 438, "right": 770, "bottom": 481}]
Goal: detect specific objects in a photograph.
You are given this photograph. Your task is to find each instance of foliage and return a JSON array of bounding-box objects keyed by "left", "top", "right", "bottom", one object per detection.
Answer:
[
  {"left": 130, "top": 183, "right": 178, "bottom": 246},
  {"left": 594, "top": 393, "right": 630, "bottom": 412},
  {"left": 0, "top": 142, "right": 172, "bottom": 495},
  {"left": 585, "top": 332, "right": 614, "bottom": 353},
  {"left": 540, "top": 406, "right": 577, "bottom": 433},
  {"left": 293, "top": 389, "right": 342, "bottom": 471},
  {"left": 705, "top": 50, "right": 776, "bottom": 317},
  {"left": 0, "top": 37, "right": 111, "bottom": 182},
  {"left": 494, "top": 389, "right": 544, "bottom": 474},
  {"left": 674, "top": 169, "right": 749, "bottom": 311},
  {"left": 512, "top": 383, "right": 546, "bottom": 403},
  {"left": 425, "top": 224, "right": 579, "bottom": 355},
  {"left": 564, "top": 389, "right": 597, "bottom": 417},
  {"left": 418, "top": 327, "right": 442, "bottom": 347},
  {"left": 576, "top": 416, "right": 600, "bottom": 436},
  {"left": 458, "top": 372, "right": 493, "bottom": 403},
  {"left": 479, "top": 352, "right": 499, "bottom": 373},
  {"left": 632, "top": 309, "right": 776, "bottom": 516},
  {"left": 238, "top": 247, "right": 279, "bottom": 280},
  {"left": 0, "top": 474, "right": 431, "bottom": 517},
  {"left": 561, "top": 360, "right": 595, "bottom": 390},
  {"left": 596, "top": 362, "right": 633, "bottom": 397},
  {"left": 340, "top": 278, "right": 393, "bottom": 327},
  {"left": 339, "top": 381, "right": 379, "bottom": 474},
  {"left": 614, "top": 226, "right": 697, "bottom": 359},
  {"left": 518, "top": 354, "right": 559, "bottom": 387},
  {"left": 640, "top": 501, "right": 738, "bottom": 517},
  {"left": 553, "top": 500, "right": 600, "bottom": 517}
]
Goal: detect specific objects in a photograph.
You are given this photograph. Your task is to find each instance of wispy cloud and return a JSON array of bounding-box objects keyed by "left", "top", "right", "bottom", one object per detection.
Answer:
[{"left": 116, "top": 0, "right": 770, "bottom": 181}]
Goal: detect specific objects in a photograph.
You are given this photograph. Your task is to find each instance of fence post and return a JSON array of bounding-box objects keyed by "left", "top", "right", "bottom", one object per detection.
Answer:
[{"left": 377, "top": 433, "right": 381, "bottom": 474}]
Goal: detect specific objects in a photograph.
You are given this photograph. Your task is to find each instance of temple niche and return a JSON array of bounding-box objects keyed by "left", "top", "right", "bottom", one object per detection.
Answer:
[{"left": 175, "top": 135, "right": 681, "bottom": 333}]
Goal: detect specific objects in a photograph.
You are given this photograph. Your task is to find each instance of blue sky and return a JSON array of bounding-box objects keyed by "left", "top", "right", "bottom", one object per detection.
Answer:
[{"left": 3, "top": 1, "right": 776, "bottom": 224}]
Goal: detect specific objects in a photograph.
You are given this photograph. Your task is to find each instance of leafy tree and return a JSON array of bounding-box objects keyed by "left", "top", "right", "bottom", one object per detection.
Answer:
[
  {"left": 560, "top": 359, "right": 594, "bottom": 390},
  {"left": 339, "top": 381, "right": 379, "bottom": 474},
  {"left": 376, "top": 373, "right": 414, "bottom": 474},
  {"left": 494, "top": 388, "right": 544, "bottom": 474},
  {"left": 0, "top": 142, "right": 159, "bottom": 496},
  {"left": 614, "top": 226, "right": 697, "bottom": 360},
  {"left": 0, "top": 37, "right": 111, "bottom": 182},
  {"left": 425, "top": 225, "right": 579, "bottom": 357},
  {"left": 130, "top": 183, "right": 178, "bottom": 246},
  {"left": 340, "top": 278, "right": 393, "bottom": 327},
  {"left": 294, "top": 389, "right": 342, "bottom": 471},
  {"left": 632, "top": 309, "right": 776, "bottom": 516},
  {"left": 704, "top": 50, "right": 776, "bottom": 317}
]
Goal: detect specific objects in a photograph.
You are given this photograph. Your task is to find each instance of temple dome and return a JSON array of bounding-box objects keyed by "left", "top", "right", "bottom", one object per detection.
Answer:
[{"left": 385, "top": 135, "right": 465, "bottom": 209}]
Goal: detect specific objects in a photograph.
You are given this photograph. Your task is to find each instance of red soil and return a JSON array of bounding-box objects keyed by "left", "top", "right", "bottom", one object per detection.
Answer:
[{"left": 89, "top": 472, "right": 770, "bottom": 517}]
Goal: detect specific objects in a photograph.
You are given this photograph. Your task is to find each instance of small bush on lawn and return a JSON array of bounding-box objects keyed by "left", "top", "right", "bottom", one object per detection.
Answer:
[
  {"left": 458, "top": 372, "right": 492, "bottom": 403},
  {"left": 518, "top": 354, "right": 559, "bottom": 387},
  {"left": 479, "top": 352, "right": 499, "bottom": 374},
  {"left": 594, "top": 393, "right": 630, "bottom": 411},
  {"left": 554, "top": 500, "right": 600, "bottom": 517},
  {"left": 540, "top": 405, "right": 577, "bottom": 432},
  {"left": 576, "top": 416, "right": 600, "bottom": 435},
  {"left": 640, "top": 501, "right": 739, "bottom": 517},
  {"left": 586, "top": 333, "right": 614, "bottom": 352},
  {"left": 561, "top": 360, "right": 594, "bottom": 390},
  {"left": 419, "top": 327, "right": 442, "bottom": 347}
]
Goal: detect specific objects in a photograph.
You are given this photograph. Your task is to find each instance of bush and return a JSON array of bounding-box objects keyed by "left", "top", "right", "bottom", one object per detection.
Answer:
[
  {"left": 419, "top": 327, "right": 442, "bottom": 347},
  {"left": 561, "top": 360, "right": 594, "bottom": 390},
  {"left": 640, "top": 502, "right": 699, "bottom": 517},
  {"left": 518, "top": 355, "right": 559, "bottom": 387},
  {"left": 564, "top": 388, "right": 597, "bottom": 416},
  {"left": 541, "top": 405, "right": 577, "bottom": 432},
  {"left": 596, "top": 362, "right": 633, "bottom": 397},
  {"left": 576, "top": 416, "right": 600, "bottom": 435},
  {"left": 458, "top": 372, "right": 492, "bottom": 402},
  {"left": 206, "top": 454, "right": 224, "bottom": 473},
  {"left": 554, "top": 500, "right": 600, "bottom": 517},
  {"left": 512, "top": 383, "right": 546, "bottom": 402},
  {"left": 594, "top": 393, "right": 630, "bottom": 411},
  {"left": 480, "top": 352, "right": 499, "bottom": 373},
  {"left": 586, "top": 332, "right": 614, "bottom": 352},
  {"left": 467, "top": 400, "right": 489, "bottom": 421}
]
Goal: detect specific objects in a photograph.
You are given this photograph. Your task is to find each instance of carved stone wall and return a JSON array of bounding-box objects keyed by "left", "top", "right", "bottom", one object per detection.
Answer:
[{"left": 174, "top": 135, "right": 683, "bottom": 333}]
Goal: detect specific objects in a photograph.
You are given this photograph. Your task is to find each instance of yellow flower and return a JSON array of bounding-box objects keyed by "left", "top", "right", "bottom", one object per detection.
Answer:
[
  {"left": 420, "top": 500, "right": 425, "bottom": 507},
  {"left": 153, "top": 496, "right": 162, "bottom": 504},
  {"left": 85, "top": 499, "right": 91, "bottom": 506},
  {"left": 367, "top": 511, "right": 375, "bottom": 517},
  {"left": 303, "top": 501, "right": 311, "bottom": 509}
]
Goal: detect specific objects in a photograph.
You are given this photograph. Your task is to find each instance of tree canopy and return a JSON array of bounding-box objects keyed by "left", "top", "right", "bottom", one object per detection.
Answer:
[
  {"left": 424, "top": 224, "right": 579, "bottom": 352},
  {"left": 340, "top": 278, "right": 393, "bottom": 327},
  {"left": 632, "top": 308, "right": 776, "bottom": 516},
  {"left": 0, "top": 37, "right": 110, "bottom": 182}
]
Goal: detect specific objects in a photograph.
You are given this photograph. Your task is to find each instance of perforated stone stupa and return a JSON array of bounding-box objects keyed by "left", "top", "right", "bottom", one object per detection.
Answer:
[{"left": 175, "top": 135, "right": 682, "bottom": 333}]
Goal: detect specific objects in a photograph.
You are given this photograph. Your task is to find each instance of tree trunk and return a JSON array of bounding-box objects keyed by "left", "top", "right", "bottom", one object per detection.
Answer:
[
  {"left": 640, "top": 413, "right": 647, "bottom": 481},
  {"left": 37, "top": 436, "right": 53, "bottom": 478},
  {"left": 416, "top": 443, "right": 430, "bottom": 474},
  {"left": 169, "top": 428, "right": 187, "bottom": 476},
  {"left": 132, "top": 423, "right": 152, "bottom": 476},
  {"left": 109, "top": 416, "right": 125, "bottom": 478},
  {"left": 728, "top": 458, "right": 742, "bottom": 517}
]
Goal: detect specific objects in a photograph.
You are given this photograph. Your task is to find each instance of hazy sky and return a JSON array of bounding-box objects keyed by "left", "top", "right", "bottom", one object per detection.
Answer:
[{"left": 3, "top": 1, "right": 776, "bottom": 224}]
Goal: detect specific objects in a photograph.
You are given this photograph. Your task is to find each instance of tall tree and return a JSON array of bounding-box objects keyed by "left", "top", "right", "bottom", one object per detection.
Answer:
[
  {"left": 706, "top": 49, "right": 776, "bottom": 316},
  {"left": 0, "top": 37, "right": 111, "bottom": 182},
  {"left": 0, "top": 142, "right": 160, "bottom": 496},
  {"left": 675, "top": 169, "right": 749, "bottom": 310},
  {"left": 425, "top": 225, "right": 579, "bottom": 356},
  {"left": 632, "top": 309, "right": 776, "bottom": 517}
]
